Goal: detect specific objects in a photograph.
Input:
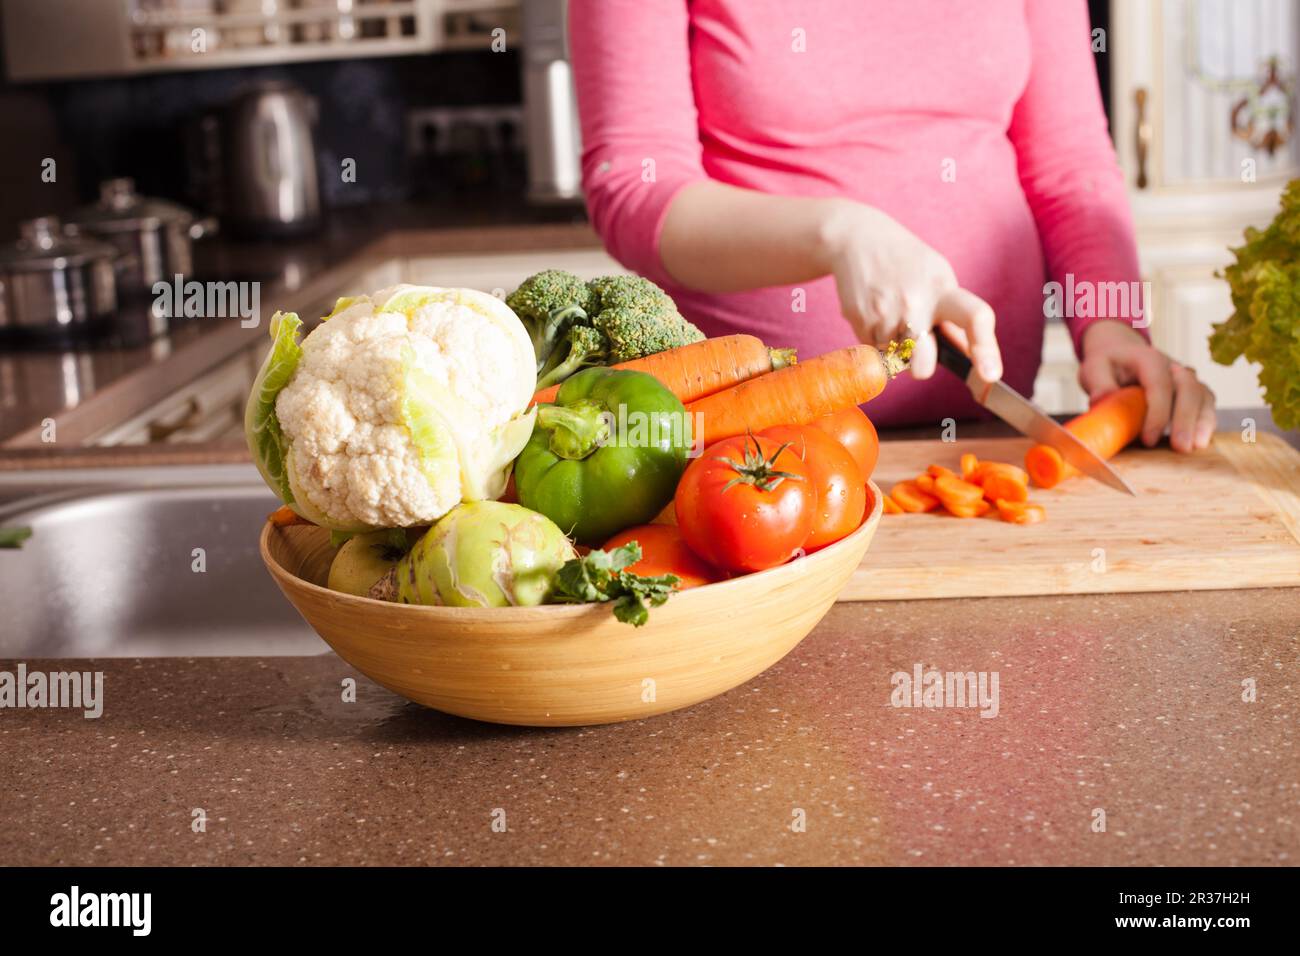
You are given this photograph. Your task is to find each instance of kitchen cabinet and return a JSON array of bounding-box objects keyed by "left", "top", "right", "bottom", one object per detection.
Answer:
[
  {"left": 0, "top": 0, "right": 519, "bottom": 81},
  {"left": 92, "top": 347, "right": 258, "bottom": 446},
  {"left": 1036, "top": 0, "right": 1294, "bottom": 412},
  {"left": 1079, "top": 0, "right": 1291, "bottom": 413}
]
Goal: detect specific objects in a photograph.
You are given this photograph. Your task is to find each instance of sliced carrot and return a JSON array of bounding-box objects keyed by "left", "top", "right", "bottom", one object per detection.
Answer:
[
  {"left": 995, "top": 499, "right": 1046, "bottom": 525},
  {"left": 1025, "top": 385, "right": 1147, "bottom": 488},
  {"left": 969, "top": 460, "right": 1029, "bottom": 487},
  {"left": 915, "top": 473, "right": 936, "bottom": 493},
  {"left": 1023, "top": 444, "right": 1067, "bottom": 489},
  {"left": 926, "top": 464, "right": 960, "bottom": 481},
  {"left": 981, "top": 472, "right": 1028, "bottom": 504},
  {"left": 959, "top": 453, "right": 980, "bottom": 480},
  {"left": 890, "top": 480, "right": 939, "bottom": 513},
  {"left": 933, "top": 473, "right": 984, "bottom": 511},
  {"left": 882, "top": 494, "right": 904, "bottom": 515},
  {"left": 945, "top": 498, "right": 993, "bottom": 518},
  {"left": 268, "top": 505, "right": 313, "bottom": 527},
  {"left": 687, "top": 342, "right": 911, "bottom": 447}
]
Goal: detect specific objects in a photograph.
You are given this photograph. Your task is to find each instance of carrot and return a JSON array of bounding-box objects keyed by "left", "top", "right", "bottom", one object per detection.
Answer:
[
  {"left": 531, "top": 334, "right": 796, "bottom": 406},
  {"left": 969, "top": 460, "right": 1029, "bottom": 487},
  {"left": 927, "top": 464, "right": 960, "bottom": 481},
  {"left": 890, "top": 480, "right": 939, "bottom": 513},
  {"left": 933, "top": 473, "right": 984, "bottom": 511},
  {"left": 945, "top": 498, "right": 993, "bottom": 519},
  {"left": 980, "top": 472, "right": 1028, "bottom": 504},
  {"left": 959, "top": 453, "right": 980, "bottom": 480},
  {"left": 1024, "top": 385, "right": 1147, "bottom": 488},
  {"left": 882, "top": 494, "right": 904, "bottom": 515},
  {"left": 688, "top": 342, "right": 911, "bottom": 447},
  {"left": 995, "top": 499, "right": 1046, "bottom": 525},
  {"left": 268, "top": 505, "right": 313, "bottom": 527},
  {"left": 915, "top": 473, "right": 936, "bottom": 493}
]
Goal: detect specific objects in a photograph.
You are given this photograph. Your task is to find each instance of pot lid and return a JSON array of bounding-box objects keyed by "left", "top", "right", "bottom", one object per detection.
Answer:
[
  {"left": 0, "top": 217, "right": 118, "bottom": 272},
  {"left": 69, "top": 177, "right": 195, "bottom": 233}
]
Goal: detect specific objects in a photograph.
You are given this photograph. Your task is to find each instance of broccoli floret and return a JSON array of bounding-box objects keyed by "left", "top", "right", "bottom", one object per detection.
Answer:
[
  {"left": 586, "top": 275, "right": 704, "bottom": 363},
  {"left": 595, "top": 307, "right": 704, "bottom": 363},
  {"left": 505, "top": 270, "right": 599, "bottom": 372},
  {"left": 536, "top": 324, "right": 610, "bottom": 391},
  {"left": 506, "top": 271, "right": 704, "bottom": 386},
  {"left": 586, "top": 275, "right": 678, "bottom": 315}
]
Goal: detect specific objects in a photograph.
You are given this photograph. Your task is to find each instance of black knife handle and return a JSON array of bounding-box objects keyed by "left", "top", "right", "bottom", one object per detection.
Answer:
[{"left": 934, "top": 330, "right": 973, "bottom": 382}]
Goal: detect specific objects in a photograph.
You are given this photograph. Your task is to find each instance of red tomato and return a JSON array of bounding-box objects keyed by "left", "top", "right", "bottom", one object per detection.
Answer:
[
  {"left": 761, "top": 424, "right": 866, "bottom": 550},
  {"left": 812, "top": 405, "right": 879, "bottom": 480},
  {"left": 674, "top": 434, "right": 815, "bottom": 573},
  {"left": 603, "top": 524, "right": 723, "bottom": 589}
]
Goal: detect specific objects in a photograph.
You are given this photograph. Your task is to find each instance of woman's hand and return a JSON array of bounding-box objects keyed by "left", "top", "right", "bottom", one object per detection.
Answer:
[
  {"left": 1079, "top": 320, "right": 1216, "bottom": 452},
  {"left": 819, "top": 200, "right": 1003, "bottom": 383}
]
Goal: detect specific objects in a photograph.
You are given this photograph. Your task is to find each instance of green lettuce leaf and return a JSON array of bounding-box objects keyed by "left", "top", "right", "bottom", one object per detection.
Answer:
[
  {"left": 245, "top": 311, "right": 303, "bottom": 504},
  {"left": 1211, "top": 179, "right": 1300, "bottom": 429}
]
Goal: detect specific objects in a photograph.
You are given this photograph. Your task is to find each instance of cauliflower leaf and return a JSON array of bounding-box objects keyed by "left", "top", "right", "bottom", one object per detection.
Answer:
[{"left": 244, "top": 311, "right": 303, "bottom": 506}]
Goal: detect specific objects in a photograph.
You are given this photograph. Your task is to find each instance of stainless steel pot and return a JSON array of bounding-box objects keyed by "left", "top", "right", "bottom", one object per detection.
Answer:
[
  {"left": 0, "top": 217, "right": 118, "bottom": 333},
  {"left": 67, "top": 178, "right": 216, "bottom": 298}
]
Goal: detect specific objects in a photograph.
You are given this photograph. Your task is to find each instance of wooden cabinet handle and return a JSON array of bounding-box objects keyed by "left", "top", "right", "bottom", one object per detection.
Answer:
[{"left": 1134, "top": 87, "right": 1152, "bottom": 189}]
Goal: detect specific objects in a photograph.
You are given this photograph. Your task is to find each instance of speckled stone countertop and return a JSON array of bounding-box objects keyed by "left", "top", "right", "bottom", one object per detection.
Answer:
[{"left": 3, "top": 586, "right": 1296, "bottom": 866}]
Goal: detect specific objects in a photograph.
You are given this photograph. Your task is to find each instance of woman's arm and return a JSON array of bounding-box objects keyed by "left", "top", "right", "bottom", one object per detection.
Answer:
[
  {"left": 570, "top": 0, "right": 1001, "bottom": 383},
  {"left": 568, "top": 0, "right": 706, "bottom": 286},
  {"left": 1009, "top": 0, "right": 1214, "bottom": 451},
  {"left": 662, "top": 185, "right": 1003, "bottom": 382}
]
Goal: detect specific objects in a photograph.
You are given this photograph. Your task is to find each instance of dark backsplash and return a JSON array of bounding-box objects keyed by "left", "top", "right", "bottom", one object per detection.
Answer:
[{"left": 0, "top": 46, "right": 524, "bottom": 238}]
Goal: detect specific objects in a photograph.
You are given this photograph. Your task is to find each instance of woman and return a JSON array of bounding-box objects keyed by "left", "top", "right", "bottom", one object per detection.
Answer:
[{"left": 569, "top": 0, "right": 1215, "bottom": 451}]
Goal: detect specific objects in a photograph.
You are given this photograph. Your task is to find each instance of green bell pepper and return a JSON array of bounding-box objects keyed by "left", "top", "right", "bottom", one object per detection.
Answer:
[{"left": 514, "top": 367, "right": 692, "bottom": 544}]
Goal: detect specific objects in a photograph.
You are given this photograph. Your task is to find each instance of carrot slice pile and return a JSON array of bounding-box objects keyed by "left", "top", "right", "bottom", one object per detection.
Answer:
[{"left": 884, "top": 453, "right": 1046, "bottom": 524}]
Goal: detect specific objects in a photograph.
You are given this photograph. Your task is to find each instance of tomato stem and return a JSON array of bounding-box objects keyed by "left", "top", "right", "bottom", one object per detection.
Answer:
[{"left": 716, "top": 433, "right": 804, "bottom": 493}]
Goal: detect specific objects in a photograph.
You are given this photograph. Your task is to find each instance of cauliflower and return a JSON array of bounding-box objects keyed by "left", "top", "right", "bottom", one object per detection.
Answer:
[{"left": 245, "top": 285, "right": 537, "bottom": 531}]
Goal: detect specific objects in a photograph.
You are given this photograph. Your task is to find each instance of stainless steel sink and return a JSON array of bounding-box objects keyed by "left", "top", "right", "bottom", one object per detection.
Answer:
[{"left": 0, "top": 464, "right": 326, "bottom": 658}]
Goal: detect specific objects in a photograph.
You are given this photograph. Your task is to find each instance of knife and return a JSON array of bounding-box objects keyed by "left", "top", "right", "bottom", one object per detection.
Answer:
[{"left": 934, "top": 334, "right": 1137, "bottom": 496}]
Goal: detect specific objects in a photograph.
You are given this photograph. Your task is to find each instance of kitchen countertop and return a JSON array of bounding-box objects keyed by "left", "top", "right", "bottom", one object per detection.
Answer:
[
  {"left": 3, "top": 583, "right": 1296, "bottom": 866},
  {"left": 1, "top": 425, "right": 1297, "bottom": 866}
]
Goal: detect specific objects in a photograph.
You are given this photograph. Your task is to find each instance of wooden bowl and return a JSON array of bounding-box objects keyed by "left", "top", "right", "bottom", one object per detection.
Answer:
[{"left": 260, "top": 483, "right": 882, "bottom": 727}]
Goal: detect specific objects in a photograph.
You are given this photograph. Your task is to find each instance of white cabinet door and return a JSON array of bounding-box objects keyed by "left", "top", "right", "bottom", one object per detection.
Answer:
[{"left": 1149, "top": 267, "right": 1265, "bottom": 409}]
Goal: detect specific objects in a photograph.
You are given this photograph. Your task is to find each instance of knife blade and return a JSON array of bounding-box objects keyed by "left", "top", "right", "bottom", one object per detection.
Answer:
[{"left": 934, "top": 334, "right": 1137, "bottom": 496}]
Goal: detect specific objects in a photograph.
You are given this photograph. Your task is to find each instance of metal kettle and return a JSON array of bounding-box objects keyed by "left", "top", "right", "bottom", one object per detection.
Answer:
[{"left": 219, "top": 82, "right": 322, "bottom": 238}]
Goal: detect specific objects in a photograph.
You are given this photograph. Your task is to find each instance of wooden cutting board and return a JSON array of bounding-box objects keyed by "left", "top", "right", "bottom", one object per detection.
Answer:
[{"left": 846, "top": 431, "right": 1300, "bottom": 600}]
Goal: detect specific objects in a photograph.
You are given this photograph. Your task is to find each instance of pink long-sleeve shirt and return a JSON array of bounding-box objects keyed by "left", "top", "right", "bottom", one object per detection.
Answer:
[{"left": 569, "top": 0, "right": 1143, "bottom": 425}]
